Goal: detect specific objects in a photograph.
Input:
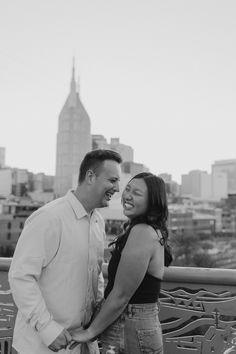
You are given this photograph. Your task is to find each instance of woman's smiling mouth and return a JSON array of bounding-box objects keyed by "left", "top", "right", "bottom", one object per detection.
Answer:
[{"left": 123, "top": 201, "right": 134, "bottom": 210}]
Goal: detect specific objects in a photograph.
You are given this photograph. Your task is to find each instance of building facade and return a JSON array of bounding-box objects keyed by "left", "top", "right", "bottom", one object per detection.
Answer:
[
  {"left": 211, "top": 171, "right": 228, "bottom": 201},
  {"left": 0, "top": 147, "right": 5, "bottom": 168},
  {"left": 92, "top": 135, "right": 133, "bottom": 163},
  {"left": 0, "top": 169, "right": 12, "bottom": 197},
  {"left": 121, "top": 161, "right": 149, "bottom": 177},
  {"left": 181, "top": 170, "right": 212, "bottom": 200},
  {"left": 0, "top": 198, "right": 41, "bottom": 255},
  {"left": 212, "top": 159, "right": 236, "bottom": 196}
]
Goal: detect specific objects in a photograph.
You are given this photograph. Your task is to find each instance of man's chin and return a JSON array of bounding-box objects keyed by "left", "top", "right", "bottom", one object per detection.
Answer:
[
  {"left": 98, "top": 200, "right": 110, "bottom": 208},
  {"left": 104, "top": 200, "right": 110, "bottom": 207}
]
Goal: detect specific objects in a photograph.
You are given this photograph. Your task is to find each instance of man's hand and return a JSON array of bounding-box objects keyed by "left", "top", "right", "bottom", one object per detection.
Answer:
[{"left": 48, "top": 329, "right": 72, "bottom": 352}]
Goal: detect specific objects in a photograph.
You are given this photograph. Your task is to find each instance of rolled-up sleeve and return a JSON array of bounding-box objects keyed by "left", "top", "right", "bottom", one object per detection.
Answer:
[{"left": 8, "top": 210, "right": 64, "bottom": 346}]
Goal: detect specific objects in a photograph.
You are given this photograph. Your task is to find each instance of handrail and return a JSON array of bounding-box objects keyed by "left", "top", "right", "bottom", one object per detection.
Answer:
[
  {"left": 0, "top": 258, "right": 12, "bottom": 271},
  {"left": 163, "top": 265, "right": 236, "bottom": 285},
  {"left": 3, "top": 258, "right": 236, "bottom": 285},
  {"left": 102, "top": 262, "right": 236, "bottom": 285}
]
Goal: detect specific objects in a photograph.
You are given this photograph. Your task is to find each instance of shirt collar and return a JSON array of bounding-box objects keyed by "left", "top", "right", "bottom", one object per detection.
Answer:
[{"left": 65, "top": 190, "right": 89, "bottom": 220}]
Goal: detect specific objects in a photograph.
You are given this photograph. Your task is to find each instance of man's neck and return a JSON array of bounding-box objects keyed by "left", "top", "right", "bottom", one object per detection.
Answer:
[{"left": 73, "top": 188, "right": 94, "bottom": 214}]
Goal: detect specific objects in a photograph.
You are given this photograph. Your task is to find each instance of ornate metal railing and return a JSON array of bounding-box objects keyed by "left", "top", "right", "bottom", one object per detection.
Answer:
[
  {"left": 160, "top": 266, "right": 236, "bottom": 354},
  {"left": 0, "top": 258, "right": 16, "bottom": 354},
  {"left": 0, "top": 258, "right": 235, "bottom": 353}
]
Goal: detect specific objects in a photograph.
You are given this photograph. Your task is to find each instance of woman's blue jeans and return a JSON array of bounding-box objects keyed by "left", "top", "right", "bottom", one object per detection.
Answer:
[{"left": 100, "top": 303, "right": 163, "bottom": 354}]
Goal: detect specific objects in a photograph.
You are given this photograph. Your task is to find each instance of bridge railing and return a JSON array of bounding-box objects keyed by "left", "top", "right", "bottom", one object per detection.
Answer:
[{"left": 0, "top": 258, "right": 236, "bottom": 353}]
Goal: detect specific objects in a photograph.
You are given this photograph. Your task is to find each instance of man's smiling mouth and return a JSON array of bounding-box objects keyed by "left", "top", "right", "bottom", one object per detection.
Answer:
[{"left": 105, "top": 192, "right": 113, "bottom": 200}]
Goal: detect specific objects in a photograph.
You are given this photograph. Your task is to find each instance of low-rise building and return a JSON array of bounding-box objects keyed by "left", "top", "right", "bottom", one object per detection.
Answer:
[{"left": 0, "top": 197, "right": 42, "bottom": 255}]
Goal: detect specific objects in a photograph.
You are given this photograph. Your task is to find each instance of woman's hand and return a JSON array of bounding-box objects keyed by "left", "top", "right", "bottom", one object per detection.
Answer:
[{"left": 69, "top": 328, "right": 95, "bottom": 350}]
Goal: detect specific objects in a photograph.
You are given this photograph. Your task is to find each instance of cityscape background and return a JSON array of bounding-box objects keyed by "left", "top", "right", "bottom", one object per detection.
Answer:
[
  {"left": 1, "top": 1, "right": 236, "bottom": 269},
  {"left": 0, "top": 61, "right": 236, "bottom": 270},
  {"left": 1, "top": 0, "right": 236, "bottom": 182}
]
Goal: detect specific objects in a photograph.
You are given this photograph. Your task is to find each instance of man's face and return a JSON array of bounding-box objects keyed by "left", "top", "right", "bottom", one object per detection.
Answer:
[{"left": 92, "top": 160, "right": 121, "bottom": 208}]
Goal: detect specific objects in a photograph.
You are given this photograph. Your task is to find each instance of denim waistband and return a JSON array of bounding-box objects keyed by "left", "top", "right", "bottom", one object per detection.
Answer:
[{"left": 125, "top": 302, "right": 160, "bottom": 317}]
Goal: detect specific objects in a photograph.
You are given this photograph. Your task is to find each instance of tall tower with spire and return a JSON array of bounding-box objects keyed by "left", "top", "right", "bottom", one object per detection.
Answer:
[{"left": 54, "top": 61, "right": 92, "bottom": 197}]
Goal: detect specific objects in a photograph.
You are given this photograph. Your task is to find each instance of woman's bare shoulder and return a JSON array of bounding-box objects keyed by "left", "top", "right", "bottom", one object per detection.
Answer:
[{"left": 129, "top": 223, "right": 157, "bottom": 242}]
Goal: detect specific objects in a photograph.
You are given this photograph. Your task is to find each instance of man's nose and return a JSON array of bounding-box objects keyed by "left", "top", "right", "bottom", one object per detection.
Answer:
[{"left": 114, "top": 181, "right": 120, "bottom": 192}]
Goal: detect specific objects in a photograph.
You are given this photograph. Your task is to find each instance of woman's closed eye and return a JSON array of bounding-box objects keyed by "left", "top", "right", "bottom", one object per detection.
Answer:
[{"left": 132, "top": 188, "right": 144, "bottom": 196}]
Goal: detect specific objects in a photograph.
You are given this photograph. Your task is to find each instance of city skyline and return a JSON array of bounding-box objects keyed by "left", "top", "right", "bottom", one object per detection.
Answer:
[{"left": 1, "top": 1, "right": 236, "bottom": 183}]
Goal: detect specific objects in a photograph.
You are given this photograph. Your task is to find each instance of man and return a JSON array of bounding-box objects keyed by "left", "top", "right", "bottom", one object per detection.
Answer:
[{"left": 9, "top": 149, "right": 122, "bottom": 354}]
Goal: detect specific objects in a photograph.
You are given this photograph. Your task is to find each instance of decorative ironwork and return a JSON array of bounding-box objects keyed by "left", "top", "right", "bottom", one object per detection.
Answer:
[
  {"left": 159, "top": 268, "right": 236, "bottom": 353},
  {"left": 0, "top": 265, "right": 16, "bottom": 354},
  {"left": 0, "top": 337, "right": 12, "bottom": 354}
]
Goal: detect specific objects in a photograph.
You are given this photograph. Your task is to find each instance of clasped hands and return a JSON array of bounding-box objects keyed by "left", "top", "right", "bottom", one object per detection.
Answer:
[{"left": 48, "top": 328, "right": 94, "bottom": 352}]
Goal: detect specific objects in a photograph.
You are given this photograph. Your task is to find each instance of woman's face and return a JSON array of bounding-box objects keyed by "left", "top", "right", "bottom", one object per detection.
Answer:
[{"left": 122, "top": 178, "right": 148, "bottom": 219}]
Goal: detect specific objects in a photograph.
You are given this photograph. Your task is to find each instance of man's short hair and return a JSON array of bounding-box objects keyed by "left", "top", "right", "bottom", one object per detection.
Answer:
[{"left": 78, "top": 149, "right": 122, "bottom": 183}]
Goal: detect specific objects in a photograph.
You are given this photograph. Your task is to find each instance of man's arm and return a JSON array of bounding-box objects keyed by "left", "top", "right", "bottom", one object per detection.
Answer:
[{"left": 8, "top": 210, "right": 67, "bottom": 347}]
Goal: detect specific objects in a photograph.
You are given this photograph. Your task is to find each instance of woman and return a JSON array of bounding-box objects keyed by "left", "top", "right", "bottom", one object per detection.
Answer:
[{"left": 70, "top": 172, "right": 172, "bottom": 353}]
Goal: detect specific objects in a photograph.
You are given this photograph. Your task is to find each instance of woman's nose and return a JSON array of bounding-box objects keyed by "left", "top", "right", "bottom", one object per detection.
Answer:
[{"left": 124, "top": 192, "right": 132, "bottom": 200}]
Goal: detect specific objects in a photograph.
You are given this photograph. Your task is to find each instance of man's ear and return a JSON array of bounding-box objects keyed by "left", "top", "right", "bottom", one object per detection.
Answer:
[{"left": 85, "top": 170, "right": 96, "bottom": 185}]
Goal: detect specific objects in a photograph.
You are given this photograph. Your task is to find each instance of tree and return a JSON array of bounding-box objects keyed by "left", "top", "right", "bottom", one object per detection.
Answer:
[{"left": 170, "top": 231, "right": 215, "bottom": 267}]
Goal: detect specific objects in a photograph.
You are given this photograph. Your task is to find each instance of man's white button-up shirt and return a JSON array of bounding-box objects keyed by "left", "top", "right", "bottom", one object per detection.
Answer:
[{"left": 8, "top": 190, "right": 105, "bottom": 354}]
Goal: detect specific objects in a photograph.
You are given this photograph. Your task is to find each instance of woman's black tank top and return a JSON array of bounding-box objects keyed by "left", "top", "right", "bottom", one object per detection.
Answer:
[{"left": 104, "top": 236, "right": 162, "bottom": 304}]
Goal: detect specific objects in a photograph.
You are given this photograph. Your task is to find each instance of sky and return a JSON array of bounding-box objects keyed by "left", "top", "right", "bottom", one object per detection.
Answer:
[{"left": 0, "top": 0, "right": 236, "bottom": 183}]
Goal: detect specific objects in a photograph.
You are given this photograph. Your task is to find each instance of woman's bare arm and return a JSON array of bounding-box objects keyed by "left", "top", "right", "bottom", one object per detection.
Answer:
[{"left": 71, "top": 224, "right": 159, "bottom": 343}]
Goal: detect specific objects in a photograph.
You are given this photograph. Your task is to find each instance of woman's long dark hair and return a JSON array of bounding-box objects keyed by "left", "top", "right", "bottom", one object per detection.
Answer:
[{"left": 111, "top": 172, "right": 172, "bottom": 266}]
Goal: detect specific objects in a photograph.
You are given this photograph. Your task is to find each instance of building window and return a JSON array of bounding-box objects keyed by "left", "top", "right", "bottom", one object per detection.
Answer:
[
  {"left": 20, "top": 222, "right": 24, "bottom": 229},
  {"left": 7, "top": 233, "right": 11, "bottom": 240},
  {"left": 7, "top": 222, "right": 11, "bottom": 229}
]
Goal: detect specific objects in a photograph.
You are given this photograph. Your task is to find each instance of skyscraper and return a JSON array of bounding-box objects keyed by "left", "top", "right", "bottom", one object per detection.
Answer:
[
  {"left": 0, "top": 147, "right": 5, "bottom": 168},
  {"left": 212, "top": 159, "right": 236, "bottom": 195},
  {"left": 55, "top": 62, "right": 91, "bottom": 197},
  {"left": 181, "top": 170, "right": 212, "bottom": 200},
  {"left": 92, "top": 135, "right": 134, "bottom": 162}
]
